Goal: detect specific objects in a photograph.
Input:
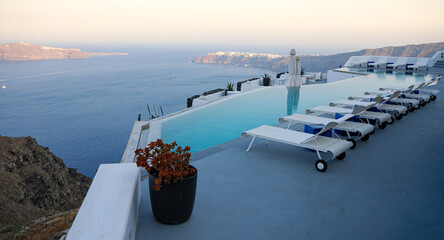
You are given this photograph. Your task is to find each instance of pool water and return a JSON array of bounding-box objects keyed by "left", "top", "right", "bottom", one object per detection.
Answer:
[{"left": 160, "top": 71, "right": 431, "bottom": 152}]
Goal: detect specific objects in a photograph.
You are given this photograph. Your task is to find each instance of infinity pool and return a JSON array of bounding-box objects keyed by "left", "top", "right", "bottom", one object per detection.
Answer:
[{"left": 157, "top": 71, "right": 431, "bottom": 152}]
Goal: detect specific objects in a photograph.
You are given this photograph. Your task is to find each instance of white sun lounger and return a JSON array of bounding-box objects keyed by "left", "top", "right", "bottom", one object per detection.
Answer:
[
  {"left": 349, "top": 94, "right": 419, "bottom": 111},
  {"left": 350, "top": 87, "right": 420, "bottom": 111},
  {"left": 412, "top": 77, "right": 440, "bottom": 100},
  {"left": 377, "top": 83, "right": 431, "bottom": 105},
  {"left": 364, "top": 85, "right": 420, "bottom": 110},
  {"left": 375, "top": 84, "right": 415, "bottom": 93},
  {"left": 278, "top": 106, "right": 373, "bottom": 149},
  {"left": 306, "top": 101, "right": 392, "bottom": 129},
  {"left": 331, "top": 91, "right": 408, "bottom": 120},
  {"left": 241, "top": 123, "right": 353, "bottom": 172}
]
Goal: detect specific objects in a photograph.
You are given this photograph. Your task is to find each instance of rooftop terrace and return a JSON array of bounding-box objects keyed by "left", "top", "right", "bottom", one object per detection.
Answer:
[{"left": 135, "top": 82, "right": 444, "bottom": 239}]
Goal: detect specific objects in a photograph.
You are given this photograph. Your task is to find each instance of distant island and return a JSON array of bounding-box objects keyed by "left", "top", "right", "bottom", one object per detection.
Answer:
[
  {"left": 0, "top": 42, "right": 128, "bottom": 62},
  {"left": 192, "top": 42, "right": 444, "bottom": 73}
]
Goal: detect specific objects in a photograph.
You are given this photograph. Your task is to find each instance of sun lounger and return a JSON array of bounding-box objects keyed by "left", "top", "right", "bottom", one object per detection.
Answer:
[
  {"left": 331, "top": 91, "right": 408, "bottom": 120},
  {"left": 375, "top": 84, "right": 415, "bottom": 93},
  {"left": 351, "top": 85, "right": 420, "bottom": 111},
  {"left": 378, "top": 83, "right": 431, "bottom": 105},
  {"left": 306, "top": 99, "right": 392, "bottom": 129},
  {"left": 241, "top": 123, "right": 353, "bottom": 172},
  {"left": 412, "top": 77, "right": 440, "bottom": 100},
  {"left": 371, "top": 84, "right": 429, "bottom": 106},
  {"left": 349, "top": 93, "right": 419, "bottom": 112},
  {"left": 278, "top": 106, "right": 373, "bottom": 149}
]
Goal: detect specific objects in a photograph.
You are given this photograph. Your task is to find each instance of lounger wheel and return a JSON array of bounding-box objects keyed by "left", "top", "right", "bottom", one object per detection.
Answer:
[
  {"left": 431, "top": 95, "right": 437, "bottom": 101},
  {"left": 387, "top": 116, "right": 395, "bottom": 125},
  {"left": 336, "top": 152, "right": 346, "bottom": 160},
  {"left": 403, "top": 110, "right": 408, "bottom": 116},
  {"left": 315, "top": 160, "right": 328, "bottom": 172},
  {"left": 378, "top": 122, "right": 387, "bottom": 129},
  {"left": 395, "top": 113, "right": 403, "bottom": 120},
  {"left": 420, "top": 101, "right": 426, "bottom": 107},
  {"left": 415, "top": 104, "right": 420, "bottom": 109},
  {"left": 347, "top": 138, "right": 356, "bottom": 149},
  {"left": 360, "top": 134, "right": 370, "bottom": 142},
  {"left": 408, "top": 105, "right": 415, "bottom": 112}
]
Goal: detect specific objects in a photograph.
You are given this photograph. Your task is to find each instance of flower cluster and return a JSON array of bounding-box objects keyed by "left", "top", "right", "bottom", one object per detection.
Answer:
[{"left": 135, "top": 139, "right": 196, "bottom": 191}]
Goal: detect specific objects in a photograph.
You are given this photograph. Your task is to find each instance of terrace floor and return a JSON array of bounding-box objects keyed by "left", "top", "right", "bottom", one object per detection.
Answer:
[{"left": 136, "top": 83, "right": 444, "bottom": 240}]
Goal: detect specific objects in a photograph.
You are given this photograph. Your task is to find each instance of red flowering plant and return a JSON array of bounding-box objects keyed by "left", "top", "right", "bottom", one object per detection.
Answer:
[{"left": 135, "top": 139, "right": 196, "bottom": 191}]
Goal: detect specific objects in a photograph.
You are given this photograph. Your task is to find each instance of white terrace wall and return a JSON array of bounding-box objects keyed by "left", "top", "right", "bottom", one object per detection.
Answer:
[
  {"left": 192, "top": 91, "right": 226, "bottom": 107},
  {"left": 67, "top": 163, "right": 141, "bottom": 240}
]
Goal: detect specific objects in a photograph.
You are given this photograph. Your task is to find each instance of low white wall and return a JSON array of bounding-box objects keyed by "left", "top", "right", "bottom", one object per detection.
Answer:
[
  {"left": 67, "top": 163, "right": 141, "bottom": 240},
  {"left": 203, "top": 91, "right": 226, "bottom": 101},
  {"left": 305, "top": 72, "right": 323, "bottom": 80},
  {"left": 226, "top": 90, "right": 240, "bottom": 96},
  {"left": 147, "top": 120, "right": 161, "bottom": 143},
  {"left": 192, "top": 91, "right": 226, "bottom": 107},
  {"left": 240, "top": 79, "right": 263, "bottom": 92},
  {"left": 121, "top": 121, "right": 146, "bottom": 163}
]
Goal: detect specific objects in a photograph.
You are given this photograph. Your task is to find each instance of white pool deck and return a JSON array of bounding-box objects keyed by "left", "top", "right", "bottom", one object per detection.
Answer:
[{"left": 134, "top": 83, "right": 444, "bottom": 239}]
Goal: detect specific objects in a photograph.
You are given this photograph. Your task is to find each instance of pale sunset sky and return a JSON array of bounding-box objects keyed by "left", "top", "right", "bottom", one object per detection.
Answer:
[{"left": 1, "top": 0, "right": 443, "bottom": 54}]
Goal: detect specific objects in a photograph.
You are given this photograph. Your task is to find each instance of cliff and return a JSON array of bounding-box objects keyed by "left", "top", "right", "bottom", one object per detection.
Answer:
[
  {"left": 0, "top": 135, "right": 91, "bottom": 231},
  {"left": 0, "top": 42, "right": 127, "bottom": 62},
  {"left": 192, "top": 42, "right": 444, "bottom": 72}
]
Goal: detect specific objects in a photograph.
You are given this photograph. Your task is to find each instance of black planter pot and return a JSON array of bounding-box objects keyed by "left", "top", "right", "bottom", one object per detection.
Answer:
[
  {"left": 148, "top": 166, "right": 197, "bottom": 225},
  {"left": 263, "top": 78, "right": 271, "bottom": 86}
]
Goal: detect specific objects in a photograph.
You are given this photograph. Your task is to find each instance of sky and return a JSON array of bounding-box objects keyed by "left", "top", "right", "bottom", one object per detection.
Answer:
[{"left": 1, "top": 0, "right": 443, "bottom": 54}]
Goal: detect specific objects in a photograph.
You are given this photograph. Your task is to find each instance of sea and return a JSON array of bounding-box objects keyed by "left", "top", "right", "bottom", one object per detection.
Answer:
[{"left": 0, "top": 46, "right": 274, "bottom": 177}]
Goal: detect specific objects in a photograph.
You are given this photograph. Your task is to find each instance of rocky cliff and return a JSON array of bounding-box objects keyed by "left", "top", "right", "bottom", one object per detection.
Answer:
[
  {"left": 192, "top": 42, "right": 444, "bottom": 72},
  {"left": 0, "top": 42, "right": 127, "bottom": 61},
  {"left": 0, "top": 135, "right": 91, "bottom": 231}
]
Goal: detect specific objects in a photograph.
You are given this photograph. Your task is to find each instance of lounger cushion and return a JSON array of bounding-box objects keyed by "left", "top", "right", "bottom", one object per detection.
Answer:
[
  {"left": 242, "top": 125, "right": 352, "bottom": 157},
  {"left": 241, "top": 125, "right": 313, "bottom": 144}
]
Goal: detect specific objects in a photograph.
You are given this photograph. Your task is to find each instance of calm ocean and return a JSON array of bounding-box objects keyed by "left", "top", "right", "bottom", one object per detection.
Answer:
[{"left": 0, "top": 46, "right": 273, "bottom": 177}]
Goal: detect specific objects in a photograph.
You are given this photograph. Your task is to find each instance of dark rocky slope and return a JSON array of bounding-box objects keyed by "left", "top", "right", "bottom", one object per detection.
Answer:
[{"left": 0, "top": 135, "right": 91, "bottom": 230}]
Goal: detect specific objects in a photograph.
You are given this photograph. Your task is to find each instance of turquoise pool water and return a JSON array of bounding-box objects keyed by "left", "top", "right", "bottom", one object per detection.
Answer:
[{"left": 160, "top": 71, "right": 431, "bottom": 152}]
